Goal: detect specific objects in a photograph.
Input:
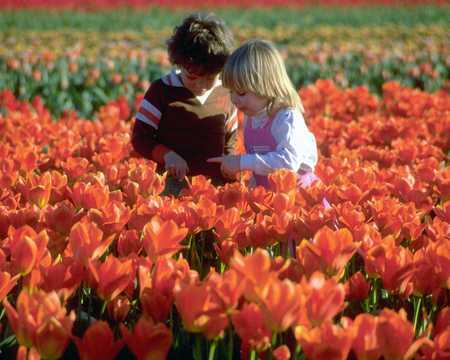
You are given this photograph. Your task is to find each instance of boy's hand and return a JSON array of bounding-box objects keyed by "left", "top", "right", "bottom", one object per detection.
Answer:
[
  {"left": 207, "top": 155, "right": 240, "bottom": 178},
  {"left": 164, "top": 151, "right": 189, "bottom": 179}
]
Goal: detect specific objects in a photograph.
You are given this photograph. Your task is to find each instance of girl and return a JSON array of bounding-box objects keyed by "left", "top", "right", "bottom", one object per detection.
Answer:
[{"left": 208, "top": 39, "right": 320, "bottom": 190}]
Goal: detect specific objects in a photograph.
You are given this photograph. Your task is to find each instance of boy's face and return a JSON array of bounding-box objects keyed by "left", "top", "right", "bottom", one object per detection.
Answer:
[
  {"left": 229, "top": 90, "right": 268, "bottom": 117},
  {"left": 179, "top": 66, "right": 219, "bottom": 96}
]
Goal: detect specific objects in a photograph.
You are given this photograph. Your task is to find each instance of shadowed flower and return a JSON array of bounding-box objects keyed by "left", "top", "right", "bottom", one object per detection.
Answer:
[
  {"left": 120, "top": 316, "right": 172, "bottom": 360},
  {"left": 74, "top": 321, "right": 124, "bottom": 360}
]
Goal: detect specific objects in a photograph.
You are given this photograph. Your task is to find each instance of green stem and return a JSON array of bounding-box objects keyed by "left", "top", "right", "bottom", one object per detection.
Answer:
[
  {"left": 100, "top": 300, "right": 107, "bottom": 317},
  {"left": 413, "top": 296, "right": 423, "bottom": 335},
  {"left": 193, "top": 334, "right": 203, "bottom": 360},
  {"left": 208, "top": 339, "right": 217, "bottom": 360},
  {"left": 227, "top": 326, "right": 233, "bottom": 360},
  {"left": 250, "top": 349, "right": 257, "bottom": 360}
]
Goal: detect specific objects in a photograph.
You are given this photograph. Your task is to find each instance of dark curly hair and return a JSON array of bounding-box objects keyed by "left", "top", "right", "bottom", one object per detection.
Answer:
[{"left": 167, "top": 12, "right": 235, "bottom": 76}]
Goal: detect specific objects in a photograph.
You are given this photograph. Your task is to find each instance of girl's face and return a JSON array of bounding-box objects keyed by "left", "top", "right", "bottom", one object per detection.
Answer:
[
  {"left": 229, "top": 90, "right": 269, "bottom": 116},
  {"left": 179, "top": 66, "right": 219, "bottom": 96}
]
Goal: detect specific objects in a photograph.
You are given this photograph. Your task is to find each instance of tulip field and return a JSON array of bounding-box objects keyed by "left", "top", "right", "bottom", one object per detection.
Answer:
[{"left": 0, "top": 1, "right": 449, "bottom": 360}]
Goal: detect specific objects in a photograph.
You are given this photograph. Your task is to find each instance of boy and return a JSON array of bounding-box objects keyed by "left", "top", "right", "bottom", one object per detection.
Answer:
[{"left": 131, "top": 12, "right": 237, "bottom": 193}]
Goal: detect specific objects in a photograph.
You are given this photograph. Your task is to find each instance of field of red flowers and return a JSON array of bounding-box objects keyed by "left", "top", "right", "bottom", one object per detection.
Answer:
[
  {"left": 0, "top": 0, "right": 449, "bottom": 358},
  {"left": 0, "top": 78, "right": 449, "bottom": 359}
]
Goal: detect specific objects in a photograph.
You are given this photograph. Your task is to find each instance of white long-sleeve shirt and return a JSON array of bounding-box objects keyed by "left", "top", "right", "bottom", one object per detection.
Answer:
[{"left": 240, "top": 107, "right": 318, "bottom": 176}]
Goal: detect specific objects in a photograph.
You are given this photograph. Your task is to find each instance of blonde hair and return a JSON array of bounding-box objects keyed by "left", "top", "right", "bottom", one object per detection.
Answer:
[{"left": 222, "top": 39, "right": 304, "bottom": 115}]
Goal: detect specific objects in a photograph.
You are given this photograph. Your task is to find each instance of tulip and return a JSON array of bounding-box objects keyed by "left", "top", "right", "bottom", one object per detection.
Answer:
[
  {"left": 74, "top": 321, "right": 123, "bottom": 360},
  {"left": 66, "top": 218, "right": 115, "bottom": 266},
  {"left": 0, "top": 271, "right": 19, "bottom": 301},
  {"left": 295, "top": 320, "right": 354, "bottom": 360},
  {"left": 3, "top": 289, "right": 75, "bottom": 360},
  {"left": 352, "top": 314, "right": 382, "bottom": 360},
  {"left": 345, "top": 272, "right": 370, "bottom": 301},
  {"left": 120, "top": 317, "right": 172, "bottom": 360},
  {"left": 377, "top": 308, "right": 414, "bottom": 360},
  {"left": 232, "top": 303, "right": 271, "bottom": 353},
  {"left": 141, "top": 215, "right": 187, "bottom": 261},
  {"left": 88, "top": 255, "right": 133, "bottom": 302},
  {"left": 174, "top": 281, "right": 228, "bottom": 339}
]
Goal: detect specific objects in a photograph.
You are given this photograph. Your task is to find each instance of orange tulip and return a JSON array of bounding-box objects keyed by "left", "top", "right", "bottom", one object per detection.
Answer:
[
  {"left": 141, "top": 215, "right": 187, "bottom": 261},
  {"left": 88, "top": 255, "right": 133, "bottom": 302},
  {"left": 9, "top": 229, "right": 37, "bottom": 275},
  {"left": 66, "top": 218, "right": 115, "bottom": 266},
  {"left": 217, "top": 181, "right": 247, "bottom": 209},
  {"left": 296, "top": 226, "right": 358, "bottom": 279},
  {"left": 7, "top": 225, "right": 51, "bottom": 276},
  {"left": 62, "top": 157, "right": 91, "bottom": 180},
  {"left": 74, "top": 321, "right": 124, "bottom": 360},
  {"left": 230, "top": 249, "right": 278, "bottom": 303},
  {"left": 206, "top": 268, "right": 245, "bottom": 313},
  {"left": 0, "top": 157, "right": 19, "bottom": 188},
  {"left": 174, "top": 281, "right": 228, "bottom": 339},
  {"left": 87, "top": 200, "right": 131, "bottom": 235},
  {"left": 377, "top": 308, "right": 414, "bottom": 360},
  {"left": 151, "top": 256, "right": 198, "bottom": 297},
  {"left": 69, "top": 181, "right": 110, "bottom": 210},
  {"left": 302, "top": 272, "right": 346, "bottom": 328},
  {"left": 335, "top": 201, "right": 366, "bottom": 231},
  {"left": 120, "top": 316, "right": 172, "bottom": 360},
  {"left": 231, "top": 303, "right": 271, "bottom": 353},
  {"left": 43, "top": 200, "right": 82, "bottom": 235},
  {"left": 364, "top": 235, "right": 415, "bottom": 296},
  {"left": 0, "top": 271, "right": 19, "bottom": 301},
  {"left": 3, "top": 289, "right": 75, "bottom": 360},
  {"left": 27, "top": 171, "right": 52, "bottom": 209},
  {"left": 271, "top": 191, "right": 296, "bottom": 214},
  {"left": 38, "top": 260, "right": 79, "bottom": 301},
  {"left": 182, "top": 175, "right": 217, "bottom": 201},
  {"left": 259, "top": 278, "right": 301, "bottom": 332},
  {"left": 352, "top": 314, "right": 382, "bottom": 360},
  {"left": 213, "top": 207, "right": 248, "bottom": 240},
  {"left": 117, "top": 229, "right": 142, "bottom": 257},
  {"left": 128, "top": 162, "right": 166, "bottom": 197},
  {"left": 295, "top": 320, "right": 354, "bottom": 360},
  {"left": 268, "top": 169, "right": 298, "bottom": 193}
]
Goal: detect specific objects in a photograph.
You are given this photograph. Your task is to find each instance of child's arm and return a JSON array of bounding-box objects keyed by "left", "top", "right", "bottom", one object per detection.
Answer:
[
  {"left": 223, "top": 107, "right": 238, "bottom": 155},
  {"left": 132, "top": 82, "right": 169, "bottom": 162},
  {"left": 240, "top": 110, "right": 318, "bottom": 175}
]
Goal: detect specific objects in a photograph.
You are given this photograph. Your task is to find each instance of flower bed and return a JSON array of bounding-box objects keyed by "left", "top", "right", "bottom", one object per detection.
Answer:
[{"left": 0, "top": 81, "right": 448, "bottom": 359}]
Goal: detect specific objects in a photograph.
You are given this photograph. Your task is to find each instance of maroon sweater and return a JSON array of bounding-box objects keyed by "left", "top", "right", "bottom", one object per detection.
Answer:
[{"left": 131, "top": 71, "right": 237, "bottom": 180}]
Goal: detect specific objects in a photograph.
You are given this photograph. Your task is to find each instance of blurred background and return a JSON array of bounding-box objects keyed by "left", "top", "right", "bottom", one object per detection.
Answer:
[{"left": 1, "top": 1, "right": 448, "bottom": 118}]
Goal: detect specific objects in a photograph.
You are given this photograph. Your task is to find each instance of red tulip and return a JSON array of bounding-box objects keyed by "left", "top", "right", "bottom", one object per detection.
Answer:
[
  {"left": 231, "top": 303, "right": 271, "bottom": 353},
  {"left": 74, "top": 321, "right": 123, "bottom": 360},
  {"left": 120, "top": 316, "right": 172, "bottom": 360}
]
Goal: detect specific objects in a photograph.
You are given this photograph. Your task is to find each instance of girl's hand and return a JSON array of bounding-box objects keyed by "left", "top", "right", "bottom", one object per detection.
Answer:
[
  {"left": 207, "top": 155, "right": 241, "bottom": 178},
  {"left": 164, "top": 151, "right": 189, "bottom": 179}
]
